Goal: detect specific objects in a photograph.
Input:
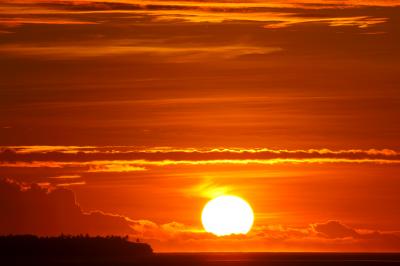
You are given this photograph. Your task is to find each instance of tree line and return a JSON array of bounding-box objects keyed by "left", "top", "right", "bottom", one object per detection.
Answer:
[{"left": 0, "top": 235, "right": 152, "bottom": 258}]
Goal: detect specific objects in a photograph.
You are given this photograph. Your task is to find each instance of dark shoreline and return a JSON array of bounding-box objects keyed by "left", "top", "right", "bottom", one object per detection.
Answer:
[{"left": 1, "top": 236, "right": 400, "bottom": 265}]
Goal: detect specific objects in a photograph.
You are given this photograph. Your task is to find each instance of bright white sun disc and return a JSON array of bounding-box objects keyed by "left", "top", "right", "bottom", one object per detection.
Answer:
[{"left": 201, "top": 195, "right": 254, "bottom": 236}]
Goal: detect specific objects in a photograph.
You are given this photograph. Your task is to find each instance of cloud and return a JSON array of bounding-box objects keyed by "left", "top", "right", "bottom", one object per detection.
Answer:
[
  {"left": 86, "top": 164, "right": 146, "bottom": 173},
  {"left": 130, "top": 219, "right": 400, "bottom": 252},
  {"left": 263, "top": 16, "right": 387, "bottom": 29},
  {"left": 0, "top": 18, "right": 97, "bottom": 27},
  {"left": 0, "top": 43, "right": 281, "bottom": 60},
  {"left": 49, "top": 175, "right": 82, "bottom": 179},
  {"left": 311, "top": 221, "right": 400, "bottom": 247},
  {"left": 1, "top": 147, "right": 400, "bottom": 174},
  {"left": 0, "top": 179, "right": 134, "bottom": 236},
  {"left": 0, "top": 0, "right": 393, "bottom": 31},
  {"left": 312, "top": 220, "right": 359, "bottom": 239},
  {"left": 4, "top": 146, "right": 399, "bottom": 157}
]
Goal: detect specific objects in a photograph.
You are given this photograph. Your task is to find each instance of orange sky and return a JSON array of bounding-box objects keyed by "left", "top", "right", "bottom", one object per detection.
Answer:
[{"left": 0, "top": 0, "right": 400, "bottom": 252}]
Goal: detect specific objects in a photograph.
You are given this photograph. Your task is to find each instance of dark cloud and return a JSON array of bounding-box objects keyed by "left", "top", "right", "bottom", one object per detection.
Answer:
[
  {"left": 1, "top": 146, "right": 399, "bottom": 162},
  {"left": 0, "top": 179, "right": 133, "bottom": 236},
  {"left": 311, "top": 221, "right": 400, "bottom": 251},
  {"left": 312, "top": 220, "right": 359, "bottom": 239}
]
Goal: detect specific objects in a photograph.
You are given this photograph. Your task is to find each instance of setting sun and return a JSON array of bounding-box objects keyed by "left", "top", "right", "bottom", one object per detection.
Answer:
[{"left": 201, "top": 195, "right": 254, "bottom": 236}]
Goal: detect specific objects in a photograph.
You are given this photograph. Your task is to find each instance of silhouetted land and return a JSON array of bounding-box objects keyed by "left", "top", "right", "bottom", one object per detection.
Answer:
[
  {"left": 1, "top": 236, "right": 400, "bottom": 265},
  {"left": 0, "top": 235, "right": 152, "bottom": 263}
]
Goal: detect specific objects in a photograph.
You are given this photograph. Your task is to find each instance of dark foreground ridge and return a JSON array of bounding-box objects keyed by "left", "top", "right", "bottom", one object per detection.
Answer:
[
  {"left": 0, "top": 235, "right": 152, "bottom": 261},
  {"left": 1, "top": 236, "right": 400, "bottom": 265}
]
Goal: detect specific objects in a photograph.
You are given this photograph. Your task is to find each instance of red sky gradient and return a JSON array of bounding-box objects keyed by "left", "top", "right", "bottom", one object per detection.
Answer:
[{"left": 0, "top": 0, "right": 400, "bottom": 252}]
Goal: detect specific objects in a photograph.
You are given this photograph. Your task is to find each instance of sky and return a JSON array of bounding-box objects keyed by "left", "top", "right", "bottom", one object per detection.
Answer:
[{"left": 0, "top": 0, "right": 400, "bottom": 252}]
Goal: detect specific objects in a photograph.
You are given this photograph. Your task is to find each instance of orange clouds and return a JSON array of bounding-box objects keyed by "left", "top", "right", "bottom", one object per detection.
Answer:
[
  {"left": 2, "top": 146, "right": 400, "bottom": 194},
  {"left": 0, "top": 146, "right": 400, "bottom": 167},
  {"left": 133, "top": 219, "right": 400, "bottom": 252},
  {"left": 0, "top": 0, "right": 393, "bottom": 31},
  {"left": 1, "top": 146, "right": 400, "bottom": 173},
  {"left": 263, "top": 16, "right": 388, "bottom": 29},
  {"left": 2, "top": 178, "right": 400, "bottom": 252},
  {"left": 2, "top": 146, "right": 399, "bottom": 238},
  {"left": 1, "top": 0, "right": 399, "bottom": 151}
]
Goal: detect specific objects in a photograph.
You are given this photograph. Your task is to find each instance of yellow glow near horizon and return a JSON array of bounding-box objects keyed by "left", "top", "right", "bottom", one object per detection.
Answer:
[{"left": 201, "top": 195, "right": 254, "bottom": 236}]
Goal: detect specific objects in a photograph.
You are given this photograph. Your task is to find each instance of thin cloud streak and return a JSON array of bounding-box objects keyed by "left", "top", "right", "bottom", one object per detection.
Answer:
[
  {"left": 1, "top": 147, "right": 400, "bottom": 173},
  {"left": 4, "top": 158, "right": 400, "bottom": 172},
  {"left": 3, "top": 146, "right": 399, "bottom": 155},
  {"left": 48, "top": 175, "right": 81, "bottom": 179},
  {"left": 0, "top": 146, "right": 400, "bottom": 156},
  {"left": 0, "top": 44, "right": 281, "bottom": 59},
  {"left": 0, "top": 18, "right": 97, "bottom": 27}
]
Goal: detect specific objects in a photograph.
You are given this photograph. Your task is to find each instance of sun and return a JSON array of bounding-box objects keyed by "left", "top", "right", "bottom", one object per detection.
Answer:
[{"left": 201, "top": 195, "right": 254, "bottom": 236}]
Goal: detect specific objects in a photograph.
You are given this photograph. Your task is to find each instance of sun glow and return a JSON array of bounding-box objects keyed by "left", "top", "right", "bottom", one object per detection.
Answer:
[{"left": 201, "top": 195, "right": 254, "bottom": 236}]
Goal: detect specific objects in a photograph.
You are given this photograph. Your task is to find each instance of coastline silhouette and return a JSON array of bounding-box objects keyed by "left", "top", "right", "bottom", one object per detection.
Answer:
[
  {"left": 0, "top": 235, "right": 152, "bottom": 261},
  {"left": 0, "top": 236, "right": 399, "bottom": 266}
]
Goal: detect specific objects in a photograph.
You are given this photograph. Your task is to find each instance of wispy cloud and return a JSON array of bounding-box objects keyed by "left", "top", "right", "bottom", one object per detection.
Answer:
[
  {"left": 86, "top": 164, "right": 146, "bottom": 173},
  {"left": 49, "top": 175, "right": 81, "bottom": 179},
  {"left": 55, "top": 181, "right": 87, "bottom": 187},
  {"left": 263, "top": 16, "right": 387, "bottom": 29},
  {"left": 0, "top": 0, "right": 393, "bottom": 29},
  {"left": 0, "top": 43, "right": 281, "bottom": 59},
  {"left": 0, "top": 18, "right": 97, "bottom": 27},
  {"left": 1, "top": 147, "right": 400, "bottom": 173}
]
